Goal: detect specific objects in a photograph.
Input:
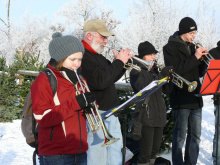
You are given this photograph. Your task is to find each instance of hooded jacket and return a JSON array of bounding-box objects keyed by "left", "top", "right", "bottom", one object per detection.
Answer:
[
  {"left": 163, "top": 32, "right": 207, "bottom": 109},
  {"left": 130, "top": 63, "right": 169, "bottom": 127},
  {"left": 31, "top": 64, "right": 88, "bottom": 155}
]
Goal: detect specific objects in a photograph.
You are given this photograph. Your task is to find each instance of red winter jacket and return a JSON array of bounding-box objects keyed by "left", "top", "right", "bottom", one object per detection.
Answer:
[{"left": 31, "top": 65, "right": 88, "bottom": 155}]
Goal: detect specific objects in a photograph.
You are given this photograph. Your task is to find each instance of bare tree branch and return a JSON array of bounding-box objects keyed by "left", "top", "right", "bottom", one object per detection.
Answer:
[
  {"left": 7, "top": 0, "right": 11, "bottom": 39},
  {"left": 0, "top": 18, "right": 7, "bottom": 26},
  {"left": 0, "top": 29, "right": 7, "bottom": 35}
]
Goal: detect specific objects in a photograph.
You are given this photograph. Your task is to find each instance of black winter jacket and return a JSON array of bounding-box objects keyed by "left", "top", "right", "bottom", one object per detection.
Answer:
[
  {"left": 209, "top": 46, "right": 220, "bottom": 105},
  {"left": 163, "top": 31, "right": 207, "bottom": 109},
  {"left": 81, "top": 49, "right": 126, "bottom": 110},
  {"left": 130, "top": 64, "right": 169, "bottom": 127},
  {"left": 209, "top": 46, "right": 220, "bottom": 60}
]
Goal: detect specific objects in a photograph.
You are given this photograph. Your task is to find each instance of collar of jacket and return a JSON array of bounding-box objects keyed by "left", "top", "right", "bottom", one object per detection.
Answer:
[
  {"left": 47, "top": 64, "right": 63, "bottom": 78},
  {"left": 81, "top": 40, "right": 98, "bottom": 55},
  {"left": 169, "top": 31, "right": 189, "bottom": 46},
  {"left": 169, "top": 31, "right": 192, "bottom": 55}
]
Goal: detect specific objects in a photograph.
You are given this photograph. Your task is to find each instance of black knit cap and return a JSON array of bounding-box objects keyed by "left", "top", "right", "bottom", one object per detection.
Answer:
[
  {"left": 179, "top": 17, "right": 197, "bottom": 35},
  {"left": 138, "top": 41, "right": 158, "bottom": 59}
]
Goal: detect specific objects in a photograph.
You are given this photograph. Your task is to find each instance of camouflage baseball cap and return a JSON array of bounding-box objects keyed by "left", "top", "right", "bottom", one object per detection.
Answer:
[{"left": 83, "top": 19, "right": 114, "bottom": 37}]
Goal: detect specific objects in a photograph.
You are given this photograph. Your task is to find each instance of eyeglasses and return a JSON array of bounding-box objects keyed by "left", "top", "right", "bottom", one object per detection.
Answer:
[
  {"left": 97, "top": 32, "right": 108, "bottom": 40},
  {"left": 188, "top": 31, "right": 197, "bottom": 36}
]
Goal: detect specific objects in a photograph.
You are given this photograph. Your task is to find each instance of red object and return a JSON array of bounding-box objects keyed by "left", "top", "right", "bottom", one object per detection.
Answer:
[
  {"left": 81, "top": 40, "right": 98, "bottom": 54},
  {"left": 200, "top": 60, "right": 220, "bottom": 95}
]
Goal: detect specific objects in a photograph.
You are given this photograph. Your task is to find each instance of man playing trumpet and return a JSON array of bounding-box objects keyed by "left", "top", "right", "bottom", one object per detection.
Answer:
[
  {"left": 81, "top": 19, "right": 134, "bottom": 165},
  {"left": 163, "top": 17, "right": 208, "bottom": 165}
]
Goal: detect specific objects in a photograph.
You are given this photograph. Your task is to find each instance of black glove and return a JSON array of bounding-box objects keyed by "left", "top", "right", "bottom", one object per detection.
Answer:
[
  {"left": 161, "top": 66, "right": 173, "bottom": 77},
  {"left": 83, "top": 107, "right": 92, "bottom": 114},
  {"left": 76, "top": 92, "right": 96, "bottom": 109}
]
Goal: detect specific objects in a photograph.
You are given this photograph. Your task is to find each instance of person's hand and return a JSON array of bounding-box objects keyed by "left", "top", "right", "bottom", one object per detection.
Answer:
[
  {"left": 112, "top": 48, "right": 134, "bottom": 64},
  {"left": 195, "top": 47, "right": 208, "bottom": 60},
  {"left": 161, "top": 66, "right": 173, "bottom": 77},
  {"left": 83, "top": 107, "right": 92, "bottom": 114},
  {"left": 76, "top": 92, "right": 95, "bottom": 109}
]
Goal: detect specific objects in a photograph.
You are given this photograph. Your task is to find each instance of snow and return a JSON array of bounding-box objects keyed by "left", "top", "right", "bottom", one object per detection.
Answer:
[{"left": 0, "top": 95, "right": 216, "bottom": 165}]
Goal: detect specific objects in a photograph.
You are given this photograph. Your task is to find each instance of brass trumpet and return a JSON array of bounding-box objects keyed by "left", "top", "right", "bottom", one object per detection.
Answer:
[
  {"left": 74, "top": 70, "right": 120, "bottom": 147},
  {"left": 124, "top": 56, "right": 155, "bottom": 72},
  {"left": 193, "top": 42, "right": 214, "bottom": 65},
  {"left": 169, "top": 71, "right": 198, "bottom": 92},
  {"left": 126, "top": 56, "right": 198, "bottom": 92},
  {"left": 153, "top": 60, "right": 198, "bottom": 92},
  {"left": 124, "top": 57, "right": 141, "bottom": 72}
]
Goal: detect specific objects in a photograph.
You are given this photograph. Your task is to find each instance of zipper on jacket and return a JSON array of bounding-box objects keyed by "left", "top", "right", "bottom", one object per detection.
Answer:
[
  {"left": 50, "top": 126, "right": 54, "bottom": 141},
  {"left": 78, "top": 111, "right": 82, "bottom": 153},
  {"left": 146, "top": 105, "right": 150, "bottom": 118},
  {"left": 142, "top": 103, "right": 150, "bottom": 118}
]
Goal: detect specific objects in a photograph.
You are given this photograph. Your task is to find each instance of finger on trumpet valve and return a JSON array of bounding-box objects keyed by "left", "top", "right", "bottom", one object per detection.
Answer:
[
  {"left": 193, "top": 41, "right": 215, "bottom": 65},
  {"left": 86, "top": 114, "right": 98, "bottom": 133}
]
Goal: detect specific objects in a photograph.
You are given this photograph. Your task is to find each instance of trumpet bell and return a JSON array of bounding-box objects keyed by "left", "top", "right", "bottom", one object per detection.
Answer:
[
  {"left": 102, "top": 137, "right": 120, "bottom": 147},
  {"left": 188, "top": 81, "right": 198, "bottom": 92},
  {"left": 133, "top": 57, "right": 155, "bottom": 71},
  {"left": 100, "top": 121, "right": 120, "bottom": 147},
  {"left": 170, "top": 72, "right": 198, "bottom": 92}
]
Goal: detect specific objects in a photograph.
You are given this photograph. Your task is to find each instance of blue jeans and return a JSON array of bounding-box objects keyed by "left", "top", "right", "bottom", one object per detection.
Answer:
[
  {"left": 39, "top": 153, "right": 87, "bottom": 165},
  {"left": 172, "top": 108, "right": 202, "bottom": 165},
  {"left": 213, "top": 105, "right": 220, "bottom": 165},
  {"left": 86, "top": 110, "right": 123, "bottom": 165}
]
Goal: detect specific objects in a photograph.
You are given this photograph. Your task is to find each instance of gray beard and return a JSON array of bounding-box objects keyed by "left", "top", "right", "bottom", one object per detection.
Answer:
[{"left": 91, "top": 41, "right": 104, "bottom": 54}]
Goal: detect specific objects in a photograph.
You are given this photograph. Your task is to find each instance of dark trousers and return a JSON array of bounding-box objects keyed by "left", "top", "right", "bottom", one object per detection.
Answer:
[{"left": 138, "top": 126, "right": 164, "bottom": 164}]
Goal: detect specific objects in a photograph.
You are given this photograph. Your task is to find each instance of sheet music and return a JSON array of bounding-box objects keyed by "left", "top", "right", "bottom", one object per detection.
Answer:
[{"left": 104, "top": 79, "right": 167, "bottom": 119}]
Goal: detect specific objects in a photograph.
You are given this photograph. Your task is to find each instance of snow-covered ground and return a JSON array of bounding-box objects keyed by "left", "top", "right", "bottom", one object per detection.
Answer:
[{"left": 0, "top": 95, "right": 215, "bottom": 165}]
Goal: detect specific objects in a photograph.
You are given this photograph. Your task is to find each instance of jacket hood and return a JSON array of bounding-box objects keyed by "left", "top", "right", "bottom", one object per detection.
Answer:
[{"left": 168, "top": 31, "right": 189, "bottom": 47}]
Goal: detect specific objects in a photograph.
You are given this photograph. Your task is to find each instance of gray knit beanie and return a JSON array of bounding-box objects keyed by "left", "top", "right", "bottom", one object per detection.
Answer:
[{"left": 49, "top": 32, "right": 85, "bottom": 62}]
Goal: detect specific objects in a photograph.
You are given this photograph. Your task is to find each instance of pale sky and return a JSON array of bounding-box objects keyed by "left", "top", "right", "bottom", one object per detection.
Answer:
[
  {"left": 0, "top": 0, "right": 219, "bottom": 27},
  {"left": 0, "top": 0, "right": 129, "bottom": 24}
]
